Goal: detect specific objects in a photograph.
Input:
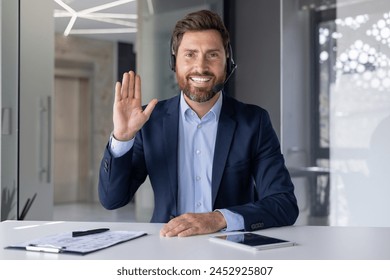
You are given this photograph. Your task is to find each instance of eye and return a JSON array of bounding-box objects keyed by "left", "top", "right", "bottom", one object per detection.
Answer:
[
  {"left": 207, "top": 52, "right": 220, "bottom": 59},
  {"left": 185, "top": 51, "right": 195, "bottom": 58}
]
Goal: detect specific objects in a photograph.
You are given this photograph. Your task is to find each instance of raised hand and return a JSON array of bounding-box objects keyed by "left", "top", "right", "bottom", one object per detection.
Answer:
[{"left": 113, "top": 71, "right": 158, "bottom": 141}]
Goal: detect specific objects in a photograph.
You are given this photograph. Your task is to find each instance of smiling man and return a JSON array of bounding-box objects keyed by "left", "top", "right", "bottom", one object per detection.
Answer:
[
  {"left": 176, "top": 29, "right": 226, "bottom": 105},
  {"left": 98, "top": 10, "right": 299, "bottom": 237}
]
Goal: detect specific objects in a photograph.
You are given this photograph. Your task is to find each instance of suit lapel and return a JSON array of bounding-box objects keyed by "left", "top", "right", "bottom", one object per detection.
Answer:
[
  {"left": 162, "top": 96, "right": 180, "bottom": 215},
  {"left": 212, "top": 95, "right": 236, "bottom": 206}
]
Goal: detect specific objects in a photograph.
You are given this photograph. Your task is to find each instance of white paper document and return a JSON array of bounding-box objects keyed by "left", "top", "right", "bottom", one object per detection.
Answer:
[{"left": 6, "top": 230, "right": 147, "bottom": 255}]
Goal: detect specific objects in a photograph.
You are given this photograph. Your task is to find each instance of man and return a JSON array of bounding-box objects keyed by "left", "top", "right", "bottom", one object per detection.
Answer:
[{"left": 99, "top": 10, "right": 298, "bottom": 237}]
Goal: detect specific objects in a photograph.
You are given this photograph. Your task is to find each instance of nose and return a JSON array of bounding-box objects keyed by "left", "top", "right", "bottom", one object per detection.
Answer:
[{"left": 195, "top": 55, "right": 209, "bottom": 72}]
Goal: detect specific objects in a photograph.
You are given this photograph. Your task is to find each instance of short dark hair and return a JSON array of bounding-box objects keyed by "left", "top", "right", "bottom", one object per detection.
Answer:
[{"left": 171, "top": 10, "right": 230, "bottom": 57}]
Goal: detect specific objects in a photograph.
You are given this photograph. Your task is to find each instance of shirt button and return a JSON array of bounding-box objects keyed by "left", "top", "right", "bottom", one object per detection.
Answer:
[
  {"left": 196, "top": 202, "right": 202, "bottom": 207},
  {"left": 196, "top": 150, "right": 201, "bottom": 155},
  {"left": 196, "top": 176, "right": 201, "bottom": 181},
  {"left": 197, "top": 124, "right": 202, "bottom": 129}
]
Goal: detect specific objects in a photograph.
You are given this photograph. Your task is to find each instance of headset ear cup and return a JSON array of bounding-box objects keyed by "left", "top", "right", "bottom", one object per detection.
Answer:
[
  {"left": 227, "top": 57, "right": 233, "bottom": 75},
  {"left": 169, "top": 37, "right": 176, "bottom": 72},
  {"left": 170, "top": 54, "right": 176, "bottom": 72},
  {"left": 226, "top": 43, "right": 236, "bottom": 76}
]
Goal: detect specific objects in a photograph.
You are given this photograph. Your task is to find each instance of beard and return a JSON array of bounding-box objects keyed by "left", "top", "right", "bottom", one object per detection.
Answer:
[{"left": 177, "top": 71, "right": 225, "bottom": 103}]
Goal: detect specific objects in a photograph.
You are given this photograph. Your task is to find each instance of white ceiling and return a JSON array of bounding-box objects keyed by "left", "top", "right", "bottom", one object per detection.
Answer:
[{"left": 53, "top": 0, "right": 137, "bottom": 44}]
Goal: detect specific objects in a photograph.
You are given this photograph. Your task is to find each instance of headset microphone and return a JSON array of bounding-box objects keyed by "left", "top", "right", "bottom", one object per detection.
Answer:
[{"left": 211, "top": 62, "right": 237, "bottom": 94}]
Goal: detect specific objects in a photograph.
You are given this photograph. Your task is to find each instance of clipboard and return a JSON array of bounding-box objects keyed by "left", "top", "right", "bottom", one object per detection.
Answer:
[{"left": 5, "top": 230, "right": 147, "bottom": 255}]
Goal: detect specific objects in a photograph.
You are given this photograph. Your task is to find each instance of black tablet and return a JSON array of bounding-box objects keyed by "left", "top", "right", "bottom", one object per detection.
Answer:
[{"left": 209, "top": 232, "right": 295, "bottom": 251}]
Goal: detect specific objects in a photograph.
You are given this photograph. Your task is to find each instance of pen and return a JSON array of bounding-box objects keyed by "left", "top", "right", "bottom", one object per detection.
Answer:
[
  {"left": 26, "top": 244, "right": 64, "bottom": 253},
  {"left": 72, "top": 228, "right": 110, "bottom": 237}
]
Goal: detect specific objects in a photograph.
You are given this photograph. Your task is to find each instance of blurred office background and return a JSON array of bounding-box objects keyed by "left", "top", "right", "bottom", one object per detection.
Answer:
[{"left": 1, "top": 0, "right": 390, "bottom": 227}]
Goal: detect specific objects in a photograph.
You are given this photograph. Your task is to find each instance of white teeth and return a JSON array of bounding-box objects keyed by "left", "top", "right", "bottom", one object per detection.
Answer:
[{"left": 190, "top": 77, "right": 211, "bottom": 83}]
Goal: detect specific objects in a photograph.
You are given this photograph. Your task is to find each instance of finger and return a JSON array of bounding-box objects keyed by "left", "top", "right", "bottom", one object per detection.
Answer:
[
  {"left": 121, "top": 72, "right": 129, "bottom": 98},
  {"left": 128, "top": 71, "right": 135, "bottom": 99},
  {"left": 162, "top": 225, "right": 187, "bottom": 237},
  {"left": 143, "top": 99, "right": 158, "bottom": 119},
  {"left": 134, "top": 74, "right": 141, "bottom": 101},
  {"left": 160, "top": 220, "right": 186, "bottom": 237},
  {"left": 177, "top": 228, "right": 196, "bottom": 237},
  {"left": 160, "top": 223, "right": 175, "bottom": 236},
  {"left": 163, "top": 221, "right": 198, "bottom": 237},
  {"left": 114, "top": 81, "right": 122, "bottom": 103}
]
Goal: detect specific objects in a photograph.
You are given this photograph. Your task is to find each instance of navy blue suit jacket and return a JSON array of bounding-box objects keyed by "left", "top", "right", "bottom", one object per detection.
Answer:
[{"left": 99, "top": 93, "right": 298, "bottom": 231}]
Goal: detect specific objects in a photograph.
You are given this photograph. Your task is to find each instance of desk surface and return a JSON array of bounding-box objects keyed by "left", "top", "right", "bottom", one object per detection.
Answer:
[{"left": 1, "top": 220, "right": 390, "bottom": 260}]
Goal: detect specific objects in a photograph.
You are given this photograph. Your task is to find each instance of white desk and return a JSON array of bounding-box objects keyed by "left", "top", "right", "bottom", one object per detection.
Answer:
[{"left": 1, "top": 220, "right": 390, "bottom": 259}]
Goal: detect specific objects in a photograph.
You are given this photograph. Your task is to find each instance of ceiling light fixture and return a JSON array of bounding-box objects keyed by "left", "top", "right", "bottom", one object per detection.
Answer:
[
  {"left": 80, "top": 15, "right": 137, "bottom": 27},
  {"left": 70, "top": 28, "right": 137, "bottom": 35},
  {"left": 64, "top": 15, "right": 77, "bottom": 36},
  {"left": 54, "top": 0, "right": 137, "bottom": 36},
  {"left": 77, "top": 0, "right": 135, "bottom": 15},
  {"left": 54, "top": 10, "right": 138, "bottom": 19},
  {"left": 79, "top": 13, "right": 138, "bottom": 19},
  {"left": 147, "top": 0, "right": 154, "bottom": 15}
]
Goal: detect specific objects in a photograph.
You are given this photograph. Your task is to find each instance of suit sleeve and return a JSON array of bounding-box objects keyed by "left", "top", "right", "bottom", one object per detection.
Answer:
[
  {"left": 98, "top": 132, "right": 148, "bottom": 210},
  {"left": 227, "top": 111, "right": 299, "bottom": 231}
]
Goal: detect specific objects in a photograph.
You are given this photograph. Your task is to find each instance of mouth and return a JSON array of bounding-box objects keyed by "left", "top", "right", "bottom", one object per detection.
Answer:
[{"left": 189, "top": 75, "right": 213, "bottom": 85}]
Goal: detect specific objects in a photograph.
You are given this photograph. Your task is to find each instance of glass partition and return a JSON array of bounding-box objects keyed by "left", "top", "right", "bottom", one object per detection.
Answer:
[
  {"left": 135, "top": 0, "right": 223, "bottom": 221},
  {"left": 1, "top": 0, "right": 19, "bottom": 220},
  {"left": 312, "top": 0, "right": 390, "bottom": 226}
]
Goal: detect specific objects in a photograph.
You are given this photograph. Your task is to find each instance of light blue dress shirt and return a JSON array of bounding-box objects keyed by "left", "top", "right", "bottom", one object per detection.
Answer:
[{"left": 110, "top": 92, "right": 244, "bottom": 231}]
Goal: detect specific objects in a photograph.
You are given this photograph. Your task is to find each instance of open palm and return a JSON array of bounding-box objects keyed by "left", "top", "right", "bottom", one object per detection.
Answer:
[{"left": 113, "top": 71, "right": 158, "bottom": 141}]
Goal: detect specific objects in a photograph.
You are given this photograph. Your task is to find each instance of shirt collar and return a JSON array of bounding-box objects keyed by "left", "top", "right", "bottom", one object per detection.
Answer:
[{"left": 179, "top": 91, "right": 223, "bottom": 122}]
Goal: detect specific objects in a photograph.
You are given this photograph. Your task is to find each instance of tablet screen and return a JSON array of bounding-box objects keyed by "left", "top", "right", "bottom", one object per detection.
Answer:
[{"left": 210, "top": 233, "right": 295, "bottom": 251}]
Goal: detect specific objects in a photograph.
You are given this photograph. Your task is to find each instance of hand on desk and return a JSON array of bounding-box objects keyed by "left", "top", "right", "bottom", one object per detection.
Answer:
[{"left": 160, "top": 211, "right": 227, "bottom": 237}]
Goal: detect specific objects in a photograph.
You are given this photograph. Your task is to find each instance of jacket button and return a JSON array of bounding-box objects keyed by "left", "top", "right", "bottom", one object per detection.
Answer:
[
  {"left": 104, "top": 160, "right": 109, "bottom": 172},
  {"left": 250, "top": 222, "right": 264, "bottom": 230}
]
